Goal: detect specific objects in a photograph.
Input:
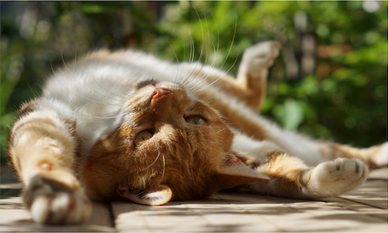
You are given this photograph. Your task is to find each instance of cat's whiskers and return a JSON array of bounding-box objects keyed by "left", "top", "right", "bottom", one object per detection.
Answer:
[
  {"left": 180, "top": 8, "right": 208, "bottom": 87},
  {"left": 215, "top": 126, "right": 229, "bottom": 135},
  {"left": 50, "top": 58, "right": 55, "bottom": 77},
  {"left": 142, "top": 151, "right": 161, "bottom": 171},
  {"left": 194, "top": 56, "right": 240, "bottom": 95},
  {"left": 179, "top": 10, "right": 212, "bottom": 89},
  {"left": 210, "top": 10, "right": 220, "bottom": 70},
  {"left": 60, "top": 47, "right": 69, "bottom": 72},
  {"left": 49, "top": 65, "right": 126, "bottom": 107},
  {"left": 179, "top": 29, "right": 192, "bottom": 86},
  {"left": 200, "top": 141, "right": 226, "bottom": 154},
  {"left": 182, "top": 10, "right": 208, "bottom": 89},
  {"left": 189, "top": 35, "right": 238, "bottom": 94},
  {"left": 84, "top": 62, "right": 129, "bottom": 100},
  {"left": 161, "top": 154, "right": 166, "bottom": 180},
  {"left": 89, "top": 75, "right": 128, "bottom": 100},
  {"left": 197, "top": 10, "right": 219, "bottom": 82},
  {"left": 181, "top": 30, "right": 201, "bottom": 87},
  {"left": 168, "top": 42, "right": 179, "bottom": 78},
  {"left": 168, "top": 41, "right": 186, "bottom": 86},
  {"left": 57, "top": 49, "right": 128, "bottom": 102},
  {"left": 203, "top": 12, "right": 218, "bottom": 70},
  {"left": 49, "top": 51, "right": 129, "bottom": 105},
  {"left": 186, "top": 16, "right": 238, "bottom": 94},
  {"left": 46, "top": 103, "right": 127, "bottom": 120},
  {"left": 26, "top": 82, "right": 41, "bottom": 102}
]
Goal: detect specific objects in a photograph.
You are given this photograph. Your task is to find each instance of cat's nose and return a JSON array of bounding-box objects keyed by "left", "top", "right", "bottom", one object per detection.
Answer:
[{"left": 152, "top": 87, "right": 171, "bottom": 100}]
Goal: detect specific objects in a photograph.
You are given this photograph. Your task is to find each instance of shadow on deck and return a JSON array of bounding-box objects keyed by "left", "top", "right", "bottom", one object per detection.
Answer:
[{"left": 0, "top": 166, "right": 386, "bottom": 232}]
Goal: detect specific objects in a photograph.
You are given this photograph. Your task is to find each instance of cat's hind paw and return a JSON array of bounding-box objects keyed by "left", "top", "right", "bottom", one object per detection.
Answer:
[
  {"left": 23, "top": 175, "right": 92, "bottom": 225},
  {"left": 308, "top": 158, "right": 368, "bottom": 198}
]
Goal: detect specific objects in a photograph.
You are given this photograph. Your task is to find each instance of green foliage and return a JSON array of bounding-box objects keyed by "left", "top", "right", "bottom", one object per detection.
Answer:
[{"left": 1, "top": 1, "right": 386, "bottom": 162}]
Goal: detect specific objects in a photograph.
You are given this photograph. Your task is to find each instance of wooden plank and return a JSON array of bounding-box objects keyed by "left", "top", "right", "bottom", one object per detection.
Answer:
[
  {"left": 1, "top": 167, "right": 386, "bottom": 232},
  {"left": 112, "top": 200, "right": 212, "bottom": 232},
  {"left": 339, "top": 179, "right": 387, "bottom": 209},
  {"left": 0, "top": 197, "right": 116, "bottom": 232},
  {"left": 0, "top": 183, "right": 22, "bottom": 198},
  {"left": 368, "top": 167, "right": 388, "bottom": 180},
  {"left": 285, "top": 199, "right": 387, "bottom": 231},
  {"left": 345, "top": 180, "right": 387, "bottom": 198},
  {"left": 111, "top": 177, "right": 388, "bottom": 233},
  {"left": 0, "top": 183, "right": 23, "bottom": 189},
  {"left": 87, "top": 201, "right": 115, "bottom": 228},
  {"left": 217, "top": 193, "right": 349, "bottom": 232},
  {"left": 111, "top": 201, "right": 152, "bottom": 232},
  {"left": 112, "top": 194, "right": 282, "bottom": 232},
  {"left": 202, "top": 193, "right": 283, "bottom": 232},
  {"left": 218, "top": 187, "right": 388, "bottom": 232},
  {"left": 0, "top": 165, "right": 19, "bottom": 184},
  {"left": 324, "top": 196, "right": 387, "bottom": 220}
]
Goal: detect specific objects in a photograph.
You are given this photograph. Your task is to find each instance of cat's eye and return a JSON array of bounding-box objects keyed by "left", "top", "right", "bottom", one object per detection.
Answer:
[
  {"left": 185, "top": 115, "right": 206, "bottom": 125},
  {"left": 134, "top": 130, "right": 154, "bottom": 147}
]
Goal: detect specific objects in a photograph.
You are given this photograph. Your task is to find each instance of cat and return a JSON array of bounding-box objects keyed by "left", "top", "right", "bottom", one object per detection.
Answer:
[{"left": 8, "top": 41, "right": 387, "bottom": 225}]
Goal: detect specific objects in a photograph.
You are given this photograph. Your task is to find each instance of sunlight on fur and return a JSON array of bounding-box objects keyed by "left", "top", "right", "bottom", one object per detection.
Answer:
[{"left": 8, "top": 23, "right": 387, "bottom": 225}]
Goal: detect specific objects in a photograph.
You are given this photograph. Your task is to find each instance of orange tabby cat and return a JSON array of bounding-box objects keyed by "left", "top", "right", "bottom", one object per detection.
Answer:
[{"left": 8, "top": 41, "right": 387, "bottom": 224}]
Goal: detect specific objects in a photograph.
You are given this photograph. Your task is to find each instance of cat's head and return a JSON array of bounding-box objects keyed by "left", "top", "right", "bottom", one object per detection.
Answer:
[{"left": 77, "top": 80, "right": 268, "bottom": 205}]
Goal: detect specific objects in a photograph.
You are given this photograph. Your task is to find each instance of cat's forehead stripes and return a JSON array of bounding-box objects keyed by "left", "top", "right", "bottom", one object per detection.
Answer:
[
  {"left": 136, "top": 79, "right": 158, "bottom": 90},
  {"left": 186, "top": 101, "right": 208, "bottom": 112}
]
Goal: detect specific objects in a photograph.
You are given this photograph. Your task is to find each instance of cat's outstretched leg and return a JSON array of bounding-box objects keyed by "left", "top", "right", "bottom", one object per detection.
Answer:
[
  {"left": 234, "top": 141, "right": 369, "bottom": 199},
  {"left": 8, "top": 104, "right": 91, "bottom": 224}
]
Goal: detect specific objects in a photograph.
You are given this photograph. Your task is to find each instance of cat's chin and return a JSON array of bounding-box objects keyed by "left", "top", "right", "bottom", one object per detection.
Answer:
[{"left": 116, "top": 184, "right": 172, "bottom": 206}]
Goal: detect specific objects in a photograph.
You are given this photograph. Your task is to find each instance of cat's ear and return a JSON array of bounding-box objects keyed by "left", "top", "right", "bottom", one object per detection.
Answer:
[
  {"left": 214, "top": 153, "right": 270, "bottom": 190},
  {"left": 117, "top": 184, "right": 172, "bottom": 206}
]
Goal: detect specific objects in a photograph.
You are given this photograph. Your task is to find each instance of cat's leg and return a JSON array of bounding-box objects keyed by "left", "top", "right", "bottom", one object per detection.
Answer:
[
  {"left": 230, "top": 104, "right": 387, "bottom": 169},
  {"left": 233, "top": 140, "right": 369, "bottom": 199},
  {"left": 261, "top": 122, "right": 387, "bottom": 169},
  {"left": 185, "top": 41, "right": 281, "bottom": 110},
  {"left": 8, "top": 103, "right": 91, "bottom": 224},
  {"left": 235, "top": 41, "right": 281, "bottom": 110},
  {"left": 253, "top": 151, "right": 368, "bottom": 199}
]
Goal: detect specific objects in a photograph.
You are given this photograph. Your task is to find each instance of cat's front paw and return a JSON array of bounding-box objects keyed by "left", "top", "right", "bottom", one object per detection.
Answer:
[
  {"left": 241, "top": 41, "right": 281, "bottom": 77},
  {"left": 23, "top": 174, "right": 92, "bottom": 225},
  {"left": 308, "top": 158, "right": 368, "bottom": 198}
]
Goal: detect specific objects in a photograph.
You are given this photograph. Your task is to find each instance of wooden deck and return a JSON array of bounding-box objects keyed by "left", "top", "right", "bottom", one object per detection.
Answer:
[{"left": 0, "top": 166, "right": 386, "bottom": 232}]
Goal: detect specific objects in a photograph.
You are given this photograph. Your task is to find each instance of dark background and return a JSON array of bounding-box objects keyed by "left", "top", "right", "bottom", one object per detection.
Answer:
[{"left": 1, "top": 1, "right": 386, "bottom": 162}]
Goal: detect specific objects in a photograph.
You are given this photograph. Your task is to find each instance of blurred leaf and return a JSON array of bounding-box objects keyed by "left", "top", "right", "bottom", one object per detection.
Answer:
[
  {"left": 1, "top": 1, "right": 386, "bottom": 161},
  {"left": 0, "top": 112, "right": 16, "bottom": 162},
  {"left": 260, "top": 97, "right": 275, "bottom": 113},
  {"left": 273, "top": 99, "right": 304, "bottom": 131}
]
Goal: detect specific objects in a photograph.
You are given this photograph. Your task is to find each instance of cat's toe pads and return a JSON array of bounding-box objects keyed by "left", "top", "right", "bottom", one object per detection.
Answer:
[
  {"left": 309, "top": 158, "right": 368, "bottom": 197},
  {"left": 23, "top": 175, "right": 91, "bottom": 225},
  {"left": 242, "top": 41, "right": 281, "bottom": 76}
]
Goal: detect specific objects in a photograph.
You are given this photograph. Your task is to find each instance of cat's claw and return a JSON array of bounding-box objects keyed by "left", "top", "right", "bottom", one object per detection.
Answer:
[
  {"left": 241, "top": 41, "right": 281, "bottom": 77},
  {"left": 23, "top": 175, "right": 92, "bottom": 225},
  {"left": 308, "top": 158, "right": 368, "bottom": 198}
]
